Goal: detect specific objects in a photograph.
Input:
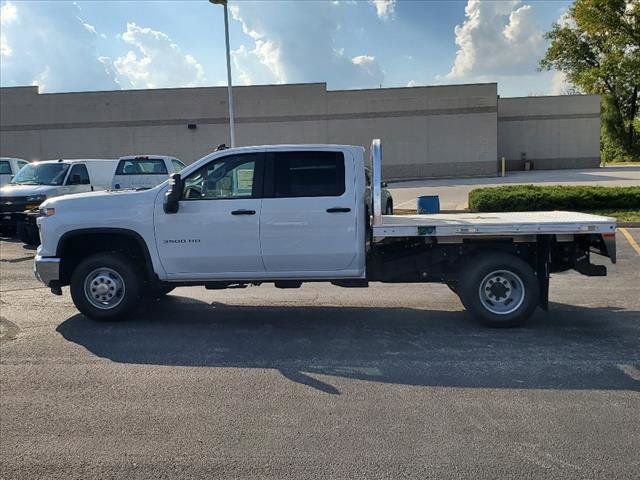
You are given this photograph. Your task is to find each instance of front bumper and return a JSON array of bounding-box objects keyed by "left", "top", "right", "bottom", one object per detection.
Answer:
[{"left": 34, "top": 255, "right": 61, "bottom": 288}]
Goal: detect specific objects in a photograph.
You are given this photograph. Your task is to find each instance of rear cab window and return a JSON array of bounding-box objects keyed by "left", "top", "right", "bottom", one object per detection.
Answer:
[
  {"left": 116, "top": 158, "right": 168, "bottom": 175},
  {"left": 271, "top": 151, "right": 345, "bottom": 198},
  {"left": 0, "top": 161, "right": 11, "bottom": 175}
]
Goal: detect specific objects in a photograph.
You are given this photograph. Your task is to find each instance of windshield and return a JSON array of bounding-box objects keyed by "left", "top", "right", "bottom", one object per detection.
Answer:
[{"left": 10, "top": 163, "right": 70, "bottom": 186}]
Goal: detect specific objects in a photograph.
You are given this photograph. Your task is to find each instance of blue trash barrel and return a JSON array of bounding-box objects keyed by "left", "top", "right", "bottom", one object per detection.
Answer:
[{"left": 417, "top": 195, "right": 440, "bottom": 214}]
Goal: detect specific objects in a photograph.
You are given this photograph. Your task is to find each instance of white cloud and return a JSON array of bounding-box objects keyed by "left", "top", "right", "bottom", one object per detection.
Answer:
[
  {"left": 351, "top": 55, "right": 384, "bottom": 82},
  {"left": 229, "top": 2, "right": 386, "bottom": 89},
  {"left": 111, "top": 23, "right": 206, "bottom": 89},
  {"left": 0, "top": 2, "right": 118, "bottom": 92},
  {"left": 368, "top": 0, "right": 396, "bottom": 20},
  {"left": 549, "top": 70, "right": 576, "bottom": 95},
  {"left": 407, "top": 80, "right": 417, "bottom": 87},
  {"left": 1, "top": 1, "right": 17, "bottom": 25},
  {"left": 1, "top": 32, "right": 12, "bottom": 57},
  {"left": 81, "top": 21, "right": 97, "bottom": 35},
  {"left": 445, "top": 0, "right": 544, "bottom": 81}
]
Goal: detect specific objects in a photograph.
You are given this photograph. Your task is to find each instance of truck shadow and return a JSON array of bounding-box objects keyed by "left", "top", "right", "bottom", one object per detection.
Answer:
[{"left": 56, "top": 295, "right": 640, "bottom": 394}]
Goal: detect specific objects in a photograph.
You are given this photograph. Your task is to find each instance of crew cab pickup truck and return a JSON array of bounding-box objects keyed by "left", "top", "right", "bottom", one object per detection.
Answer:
[{"left": 34, "top": 140, "right": 617, "bottom": 327}]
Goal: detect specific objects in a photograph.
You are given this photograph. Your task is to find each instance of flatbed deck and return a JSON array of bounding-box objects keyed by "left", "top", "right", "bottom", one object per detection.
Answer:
[{"left": 373, "top": 211, "right": 616, "bottom": 238}]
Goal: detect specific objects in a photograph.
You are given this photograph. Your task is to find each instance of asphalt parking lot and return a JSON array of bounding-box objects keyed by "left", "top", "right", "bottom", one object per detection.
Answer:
[{"left": 1, "top": 231, "right": 639, "bottom": 479}]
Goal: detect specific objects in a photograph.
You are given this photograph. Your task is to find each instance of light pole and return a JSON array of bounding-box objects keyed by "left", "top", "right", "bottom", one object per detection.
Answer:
[{"left": 210, "top": 0, "right": 236, "bottom": 147}]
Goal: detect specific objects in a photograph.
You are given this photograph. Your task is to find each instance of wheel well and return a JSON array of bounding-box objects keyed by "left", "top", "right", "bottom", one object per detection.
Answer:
[{"left": 58, "top": 230, "right": 154, "bottom": 285}]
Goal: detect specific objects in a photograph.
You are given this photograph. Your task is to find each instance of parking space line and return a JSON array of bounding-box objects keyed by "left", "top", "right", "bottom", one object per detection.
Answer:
[{"left": 619, "top": 228, "right": 640, "bottom": 255}]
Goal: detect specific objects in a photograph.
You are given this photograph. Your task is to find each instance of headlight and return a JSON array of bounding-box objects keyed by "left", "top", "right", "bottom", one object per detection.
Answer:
[
  {"left": 38, "top": 206, "right": 55, "bottom": 217},
  {"left": 26, "top": 194, "right": 46, "bottom": 203}
]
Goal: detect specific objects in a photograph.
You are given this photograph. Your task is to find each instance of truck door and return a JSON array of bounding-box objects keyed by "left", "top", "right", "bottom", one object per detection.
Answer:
[
  {"left": 154, "top": 152, "right": 265, "bottom": 278},
  {"left": 260, "top": 150, "right": 358, "bottom": 273}
]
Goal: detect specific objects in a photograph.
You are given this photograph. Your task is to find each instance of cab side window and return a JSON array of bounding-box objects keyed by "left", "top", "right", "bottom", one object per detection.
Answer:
[
  {"left": 272, "top": 151, "right": 345, "bottom": 198},
  {"left": 67, "top": 164, "right": 90, "bottom": 185},
  {"left": 182, "top": 153, "right": 261, "bottom": 200}
]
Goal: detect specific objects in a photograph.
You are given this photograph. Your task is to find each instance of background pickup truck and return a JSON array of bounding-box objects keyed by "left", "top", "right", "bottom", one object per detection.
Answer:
[{"left": 34, "top": 140, "right": 616, "bottom": 327}]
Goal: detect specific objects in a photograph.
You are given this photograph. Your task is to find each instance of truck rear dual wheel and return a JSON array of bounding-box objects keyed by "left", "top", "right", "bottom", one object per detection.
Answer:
[
  {"left": 458, "top": 253, "right": 539, "bottom": 328},
  {"left": 70, "top": 253, "right": 141, "bottom": 321}
]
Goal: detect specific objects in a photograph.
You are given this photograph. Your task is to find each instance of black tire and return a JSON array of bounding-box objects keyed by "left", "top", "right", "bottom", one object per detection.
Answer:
[
  {"left": 0, "top": 225, "right": 16, "bottom": 237},
  {"left": 70, "top": 253, "right": 141, "bottom": 321},
  {"left": 385, "top": 200, "right": 393, "bottom": 215},
  {"left": 458, "top": 253, "right": 539, "bottom": 328},
  {"left": 145, "top": 285, "right": 175, "bottom": 299},
  {"left": 17, "top": 222, "right": 39, "bottom": 245}
]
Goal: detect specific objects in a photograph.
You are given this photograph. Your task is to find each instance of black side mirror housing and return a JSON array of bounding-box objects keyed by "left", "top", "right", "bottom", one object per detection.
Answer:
[
  {"left": 381, "top": 181, "right": 388, "bottom": 188},
  {"left": 164, "top": 173, "right": 183, "bottom": 214}
]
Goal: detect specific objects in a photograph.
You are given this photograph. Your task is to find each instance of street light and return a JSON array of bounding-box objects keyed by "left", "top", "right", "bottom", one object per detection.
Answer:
[{"left": 209, "top": 0, "right": 236, "bottom": 147}]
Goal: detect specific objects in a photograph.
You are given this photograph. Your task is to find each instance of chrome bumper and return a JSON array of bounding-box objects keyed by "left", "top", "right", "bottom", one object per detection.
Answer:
[{"left": 34, "top": 255, "right": 60, "bottom": 286}]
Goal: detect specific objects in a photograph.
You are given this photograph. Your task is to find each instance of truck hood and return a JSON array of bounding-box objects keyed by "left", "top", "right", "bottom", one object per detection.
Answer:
[
  {"left": 41, "top": 187, "right": 160, "bottom": 209},
  {"left": 0, "top": 184, "right": 60, "bottom": 197}
]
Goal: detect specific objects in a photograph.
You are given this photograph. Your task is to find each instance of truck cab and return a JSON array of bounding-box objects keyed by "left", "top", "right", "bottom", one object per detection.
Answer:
[{"left": 33, "top": 141, "right": 616, "bottom": 327}]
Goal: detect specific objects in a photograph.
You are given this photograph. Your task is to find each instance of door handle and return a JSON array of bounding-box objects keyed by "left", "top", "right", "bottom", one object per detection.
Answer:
[
  {"left": 326, "top": 207, "right": 351, "bottom": 213},
  {"left": 231, "top": 209, "right": 256, "bottom": 215}
]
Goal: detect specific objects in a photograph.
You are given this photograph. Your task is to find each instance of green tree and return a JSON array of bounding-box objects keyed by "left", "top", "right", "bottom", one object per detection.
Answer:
[{"left": 540, "top": 0, "right": 639, "bottom": 161}]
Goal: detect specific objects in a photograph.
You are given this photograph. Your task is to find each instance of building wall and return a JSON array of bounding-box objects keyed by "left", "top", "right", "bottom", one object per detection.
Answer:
[
  {"left": 0, "top": 82, "right": 497, "bottom": 180},
  {"left": 497, "top": 95, "right": 601, "bottom": 171},
  {"left": 0, "top": 83, "right": 600, "bottom": 180}
]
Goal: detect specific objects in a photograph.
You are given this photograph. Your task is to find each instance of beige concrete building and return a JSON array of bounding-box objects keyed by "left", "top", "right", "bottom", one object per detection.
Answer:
[
  {"left": 0, "top": 82, "right": 600, "bottom": 180},
  {"left": 498, "top": 94, "right": 600, "bottom": 171}
]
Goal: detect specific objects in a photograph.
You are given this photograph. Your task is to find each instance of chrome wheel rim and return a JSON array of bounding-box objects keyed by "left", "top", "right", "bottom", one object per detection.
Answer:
[
  {"left": 84, "top": 267, "right": 125, "bottom": 310},
  {"left": 478, "top": 269, "right": 525, "bottom": 315}
]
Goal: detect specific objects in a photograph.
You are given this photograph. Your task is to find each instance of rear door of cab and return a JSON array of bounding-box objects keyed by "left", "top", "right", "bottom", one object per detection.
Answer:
[{"left": 259, "top": 148, "right": 360, "bottom": 275}]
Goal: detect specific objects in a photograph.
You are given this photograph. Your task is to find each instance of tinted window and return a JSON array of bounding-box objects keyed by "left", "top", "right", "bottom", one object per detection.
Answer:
[
  {"left": 182, "top": 153, "right": 259, "bottom": 200},
  {"left": 273, "top": 151, "right": 345, "bottom": 198},
  {"left": 17, "top": 161, "right": 28, "bottom": 170},
  {"left": 67, "top": 164, "right": 90, "bottom": 185},
  {"left": 116, "top": 159, "right": 168, "bottom": 175},
  {"left": 171, "top": 159, "right": 186, "bottom": 172},
  {"left": 0, "top": 161, "right": 11, "bottom": 175}
]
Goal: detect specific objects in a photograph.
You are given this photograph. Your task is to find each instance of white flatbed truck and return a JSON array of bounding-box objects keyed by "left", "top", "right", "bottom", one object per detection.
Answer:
[{"left": 34, "top": 140, "right": 616, "bottom": 327}]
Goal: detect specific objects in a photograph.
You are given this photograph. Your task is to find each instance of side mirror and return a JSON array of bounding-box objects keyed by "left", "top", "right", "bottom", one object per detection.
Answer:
[
  {"left": 163, "top": 173, "right": 183, "bottom": 214},
  {"left": 381, "top": 181, "right": 388, "bottom": 188}
]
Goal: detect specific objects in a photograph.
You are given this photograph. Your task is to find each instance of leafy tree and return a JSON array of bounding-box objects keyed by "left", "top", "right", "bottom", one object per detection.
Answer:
[{"left": 540, "top": 0, "right": 639, "bottom": 161}]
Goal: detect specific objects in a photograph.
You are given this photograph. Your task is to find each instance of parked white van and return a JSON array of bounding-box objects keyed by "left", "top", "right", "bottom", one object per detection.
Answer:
[
  {"left": 0, "top": 157, "right": 30, "bottom": 186},
  {"left": 112, "top": 155, "right": 186, "bottom": 190},
  {"left": 0, "top": 159, "right": 117, "bottom": 238}
]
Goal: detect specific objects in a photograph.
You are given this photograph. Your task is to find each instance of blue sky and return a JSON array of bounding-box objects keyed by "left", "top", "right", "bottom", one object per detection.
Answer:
[{"left": 0, "top": 0, "right": 573, "bottom": 97}]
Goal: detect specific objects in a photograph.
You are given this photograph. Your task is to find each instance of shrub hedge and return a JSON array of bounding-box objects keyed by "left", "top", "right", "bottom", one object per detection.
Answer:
[{"left": 468, "top": 185, "right": 640, "bottom": 212}]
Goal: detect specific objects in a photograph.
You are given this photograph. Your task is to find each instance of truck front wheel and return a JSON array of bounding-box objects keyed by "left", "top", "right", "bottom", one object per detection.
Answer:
[
  {"left": 458, "top": 253, "right": 539, "bottom": 328},
  {"left": 70, "top": 253, "right": 141, "bottom": 321}
]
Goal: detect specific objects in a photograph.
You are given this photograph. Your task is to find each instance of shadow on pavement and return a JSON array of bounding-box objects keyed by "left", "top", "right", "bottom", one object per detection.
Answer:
[{"left": 56, "top": 295, "right": 640, "bottom": 394}]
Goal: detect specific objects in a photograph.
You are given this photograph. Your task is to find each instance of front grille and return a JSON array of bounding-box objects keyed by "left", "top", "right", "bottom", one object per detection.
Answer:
[{"left": 0, "top": 197, "right": 28, "bottom": 213}]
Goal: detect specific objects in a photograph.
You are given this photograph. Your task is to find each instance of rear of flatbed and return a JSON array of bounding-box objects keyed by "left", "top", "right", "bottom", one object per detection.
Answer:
[{"left": 367, "top": 139, "right": 617, "bottom": 327}]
